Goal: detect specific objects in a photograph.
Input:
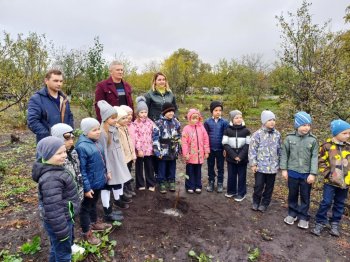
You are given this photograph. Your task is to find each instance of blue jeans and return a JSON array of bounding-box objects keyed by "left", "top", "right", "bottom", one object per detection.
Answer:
[
  {"left": 227, "top": 162, "right": 247, "bottom": 196},
  {"left": 185, "top": 164, "right": 202, "bottom": 190},
  {"left": 287, "top": 176, "right": 312, "bottom": 220},
  {"left": 207, "top": 150, "right": 224, "bottom": 184},
  {"left": 43, "top": 220, "right": 73, "bottom": 262},
  {"left": 315, "top": 183, "right": 349, "bottom": 224},
  {"left": 158, "top": 160, "right": 176, "bottom": 183}
]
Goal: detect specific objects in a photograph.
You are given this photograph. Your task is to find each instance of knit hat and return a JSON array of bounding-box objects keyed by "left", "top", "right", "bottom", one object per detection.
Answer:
[
  {"left": 36, "top": 136, "right": 64, "bottom": 161},
  {"left": 330, "top": 119, "right": 350, "bottom": 136},
  {"left": 210, "top": 101, "right": 223, "bottom": 113},
  {"left": 261, "top": 110, "right": 276, "bottom": 125},
  {"left": 229, "top": 110, "right": 242, "bottom": 120},
  {"left": 187, "top": 108, "right": 201, "bottom": 121},
  {"left": 81, "top": 117, "right": 100, "bottom": 135},
  {"left": 294, "top": 111, "right": 312, "bottom": 128},
  {"left": 120, "top": 105, "right": 133, "bottom": 113},
  {"left": 135, "top": 96, "right": 148, "bottom": 114},
  {"left": 114, "top": 106, "right": 128, "bottom": 122},
  {"left": 161, "top": 102, "right": 175, "bottom": 116},
  {"left": 97, "top": 100, "right": 118, "bottom": 122},
  {"left": 51, "top": 123, "right": 73, "bottom": 142}
]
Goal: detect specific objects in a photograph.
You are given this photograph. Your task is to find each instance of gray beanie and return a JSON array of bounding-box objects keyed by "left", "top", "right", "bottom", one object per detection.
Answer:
[
  {"left": 261, "top": 110, "right": 276, "bottom": 125},
  {"left": 97, "top": 100, "right": 118, "bottom": 122},
  {"left": 51, "top": 123, "right": 73, "bottom": 142},
  {"left": 229, "top": 110, "right": 242, "bottom": 120},
  {"left": 136, "top": 96, "right": 148, "bottom": 114},
  {"left": 36, "top": 136, "right": 64, "bottom": 161},
  {"left": 81, "top": 118, "right": 100, "bottom": 135}
]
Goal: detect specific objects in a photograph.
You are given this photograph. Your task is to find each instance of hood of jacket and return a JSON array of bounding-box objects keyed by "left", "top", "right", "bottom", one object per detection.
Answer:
[
  {"left": 37, "top": 86, "right": 66, "bottom": 99},
  {"left": 76, "top": 134, "right": 95, "bottom": 148},
  {"left": 32, "top": 161, "right": 65, "bottom": 183}
]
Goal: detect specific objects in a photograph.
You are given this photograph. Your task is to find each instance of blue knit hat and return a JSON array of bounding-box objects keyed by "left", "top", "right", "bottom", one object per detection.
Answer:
[
  {"left": 36, "top": 136, "right": 64, "bottom": 161},
  {"left": 294, "top": 111, "right": 312, "bottom": 128},
  {"left": 330, "top": 119, "right": 350, "bottom": 136}
]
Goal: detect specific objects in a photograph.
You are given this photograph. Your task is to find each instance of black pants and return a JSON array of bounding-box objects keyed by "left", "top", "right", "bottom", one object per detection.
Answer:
[
  {"left": 288, "top": 176, "right": 311, "bottom": 220},
  {"left": 253, "top": 172, "right": 276, "bottom": 207},
  {"left": 80, "top": 189, "right": 101, "bottom": 233},
  {"left": 136, "top": 156, "right": 155, "bottom": 189}
]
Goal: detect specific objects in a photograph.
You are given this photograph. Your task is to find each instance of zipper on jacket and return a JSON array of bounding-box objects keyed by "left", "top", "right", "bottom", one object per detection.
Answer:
[{"left": 195, "top": 126, "right": 200, "bottom": 164}]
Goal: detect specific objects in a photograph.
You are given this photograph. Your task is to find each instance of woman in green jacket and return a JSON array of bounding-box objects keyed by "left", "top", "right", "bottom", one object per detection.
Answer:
[{"left": 144, "top": 72, "right": 178, "bottom": 122}]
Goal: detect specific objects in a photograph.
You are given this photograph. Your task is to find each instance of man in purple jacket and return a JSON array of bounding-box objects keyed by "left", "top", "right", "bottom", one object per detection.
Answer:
[{"left": 95, "top": 61, "right": 134, "bottom": 122}]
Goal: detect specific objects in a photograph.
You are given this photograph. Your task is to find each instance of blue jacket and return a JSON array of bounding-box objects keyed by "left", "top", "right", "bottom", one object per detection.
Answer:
[
  {"left": 27, "top": 87, "right": 74, "bottom": 143},
  {"left": 204, "top": 117, "right": 229, "bottom": 151},
  {"left": 75, "top": 135, "right": 107, "bottom": 192}
]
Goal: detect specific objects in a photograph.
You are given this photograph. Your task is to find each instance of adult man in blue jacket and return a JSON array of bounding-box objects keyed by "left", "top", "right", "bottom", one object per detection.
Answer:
[{"left": 27, "top": 69, "right": 74, "bottom": 143}]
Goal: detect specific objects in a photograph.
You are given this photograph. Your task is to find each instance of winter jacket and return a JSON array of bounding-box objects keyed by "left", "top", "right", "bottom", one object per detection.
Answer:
[
  {"left": 32, "top": 162, "right": 80, "bottom": 241},
  {"left": 204, "top": 117, "right": 229, "bottom": 151},
  {"left": 222, "top": 122, "right": 251, "bottom": 164},
  {"left": 280, "top": 131, "right": 319, "bottom": 175},
  {"left": 134, "top": 117, "right": 155, "bottom": 156},
  {"left": 248, "top": 127, "right": 282, "bottom": 174},
  {"left": 153, "top": 115, "right": 181, "bottom": 160},
  {"left": 95, "top": 77, "right": 134, "bottom": 122},
  {"left": 319, "top": 138, "right": 350, "bottom": 189},
  {"left": 144, "top": 89, "right": 178, "bottom": 122},
  {"left": 117, "top": 124, "right": 136, "bottom": 163},
  {"left": 181, "top": 110, "right": 210, "bottom": 164},
  {"left": 75, "top": 135, "right": 107, "bottom": 192},
  {"left": 127, "top": 122, "right": 136, "bottom": 148},
  {"left": 27, "top": 87, "right": 74, "bottom": 143},
  {"left": 99, "top": 126, "right": 132, "bottom": 185},
  {"left": 64, "top": 147, "right": 84, "bottom": 202}
]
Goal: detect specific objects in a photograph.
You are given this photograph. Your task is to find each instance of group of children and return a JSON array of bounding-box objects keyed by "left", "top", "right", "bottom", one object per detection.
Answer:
[{"left": 32, "top": 99, "right": 350, "bottom": 261}]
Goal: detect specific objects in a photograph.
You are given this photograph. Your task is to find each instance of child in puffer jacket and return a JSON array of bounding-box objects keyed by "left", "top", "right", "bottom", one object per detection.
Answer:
[
  {"left": 182, "top": 109, "right": 210, "bottom": 194},
  {"left": 32, "top": 136, "right": 80, "bottom": 261},
  {"left": 153, "top": 102, "right": 181, "bottom": 193}
]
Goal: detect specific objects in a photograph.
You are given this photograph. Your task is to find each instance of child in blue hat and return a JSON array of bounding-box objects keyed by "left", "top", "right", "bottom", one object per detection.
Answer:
[{"left": 311, "top": 119, "right": 350, "bottom": 237}]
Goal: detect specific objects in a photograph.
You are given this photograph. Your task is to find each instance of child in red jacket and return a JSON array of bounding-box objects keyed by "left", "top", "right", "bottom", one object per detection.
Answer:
[{"left": 182, "top": 109, "right": 210, "bottom": 193}]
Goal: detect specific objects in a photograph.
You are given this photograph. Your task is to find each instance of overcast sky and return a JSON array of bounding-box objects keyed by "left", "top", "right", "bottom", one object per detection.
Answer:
[{"left": 0, "top": 0, "right": 349, "bottom": 70}]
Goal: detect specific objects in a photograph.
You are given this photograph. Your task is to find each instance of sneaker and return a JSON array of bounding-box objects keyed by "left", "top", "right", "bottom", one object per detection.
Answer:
[
  {"left": 169, "top": 182, "right": 176, "bottom": 192},
  {"left": 148, "top": 186, "right": 155, "bottom": 192},
  {"left": 159, "top": 183, "right": 167, "bottom": 194},
  {"left": 284, "top": 215, "right": 297, "bottom": 225},
  {"left": 234, "top": 195, "right": 246, "bottom": 202},
  {"left": 206, "top": 181, "right": 214, "bottom": 192},
  {"left": 217, "top": 183, "right": 223, "bottom": 193},
  {"left": 195, "top": 188, "right": 202, "bottom": 194},
  {"left": 330, "top": 222, "right": 340, "bottom": 237},
  {"left": 82, "top": 230, "right": 101, "bottom": 246},
  {"left": 258, "top": 205, "right": 267, "bottom": 213},
  {"left": 251, "top": 203, "right": 259, "bottom": 211},
  {"left": 91, "top": 222, "right": 112, "bottom": 232},
  {"left": 114, "top": 199, "right": 129, "bottom": 209},
  {"left": 298, "top": 219, "right": 309, "bottom": 229},
  {"left": 187, "top": 189, "right": 194, "bottom": 194},
  {"left": 71, "top": 243, "right": 85, "bottom": 255},
  {"left": 311, "top": 223, "right": 325, "bottom": 236},
  {"left": 138, "top": 187, "right": 146, "bottom": 191},
  {"left": 225, "top": 193, "right": 236, "bottom": 198}
]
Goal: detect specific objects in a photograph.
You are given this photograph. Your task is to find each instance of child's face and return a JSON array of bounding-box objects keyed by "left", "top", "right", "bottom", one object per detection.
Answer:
[
  {"left": 126, "top": 112, "right": 133, "bottom": 123},
  {"left": 212, "top": 107, "right": 222, "bottom": 119},
  {"left": 118, "top": 116, "right": 128, "bottom": 127},
  {"left": 87, "top": 126, "right": 101, "bottom": 140},
  {"left": 335, "top": 129, "right": 350, "bottom": 142},
  {"left": 138, "top": 110, "right": 148, "bottom": 119},
  {"left": 47, "top": 145, "right": 67, "bottom": 166},
  {"left": 232, "top": 115, "right": 243, "bottom": 125},
  {"left": 63, "top": 132, "right": 74, "bottom": 150},
  {"left": 190, "top": 114, "right": 199, "bottom": 125},
  {"left": 264, "top": 119, "right": 276, "bottom": 129},
  {"left": 106, "top": 114, "right": 118, "bottom": 126},
  {"left": 164, "top": 111, "right": 174, "bottom": 120},
  {"left": 297, "top": 124, "right": 311, "bottom": 135}
]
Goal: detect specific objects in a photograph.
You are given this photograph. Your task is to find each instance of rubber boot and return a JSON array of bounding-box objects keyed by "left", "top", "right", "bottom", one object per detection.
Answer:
[{"left": 103, "top": 207, "right": 124, "bottom": 222}]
